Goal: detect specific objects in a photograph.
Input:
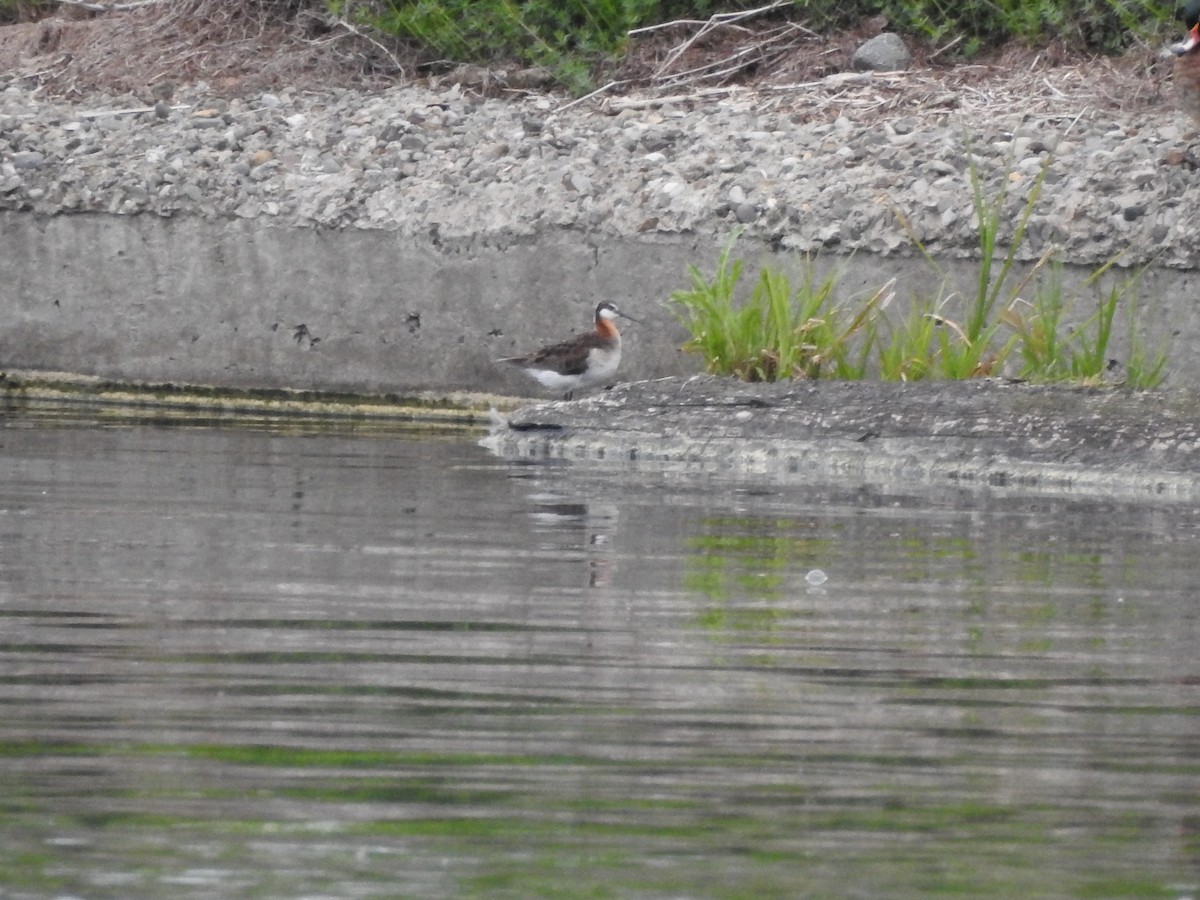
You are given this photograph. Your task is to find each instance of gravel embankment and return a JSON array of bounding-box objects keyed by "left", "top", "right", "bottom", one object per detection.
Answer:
[{"left": 1, "top": 79, "right": 1198, "bottom": 268}]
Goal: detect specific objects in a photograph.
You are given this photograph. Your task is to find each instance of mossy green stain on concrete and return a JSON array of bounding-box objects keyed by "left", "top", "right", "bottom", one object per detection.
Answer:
[{"left": 0, "top": 369, "right": 521, "bottom": 427}]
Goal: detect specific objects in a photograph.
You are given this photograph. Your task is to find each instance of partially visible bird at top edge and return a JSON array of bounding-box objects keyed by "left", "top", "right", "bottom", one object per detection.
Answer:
[{"left": 1172, "top": 0, "right": 1200, "bottom": 143}]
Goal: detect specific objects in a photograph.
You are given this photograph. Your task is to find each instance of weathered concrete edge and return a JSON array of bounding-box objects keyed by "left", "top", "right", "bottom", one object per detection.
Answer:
[
  {"left": 483, "top": 377, "right": 1200, "bottom": 502},
  {"left": 484, "top": 425, "right": 1200, "bottom": 501}
]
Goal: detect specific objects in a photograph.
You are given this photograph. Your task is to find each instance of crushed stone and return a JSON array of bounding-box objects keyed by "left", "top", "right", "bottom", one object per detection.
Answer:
[{"left": 1, "top": 77, "right": 1198, "bottom": 268}]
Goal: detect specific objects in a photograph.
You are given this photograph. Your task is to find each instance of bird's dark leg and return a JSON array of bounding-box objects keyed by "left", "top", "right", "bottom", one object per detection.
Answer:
[{"left": 563, "top": 390, "right": 574, "bottom": 401}]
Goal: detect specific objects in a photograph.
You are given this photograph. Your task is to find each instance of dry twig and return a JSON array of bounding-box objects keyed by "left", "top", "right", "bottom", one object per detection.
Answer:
[
  {"left": 557, "top": 79, "right": 631, "bottom": 112},
  {"left": 574, "top": 49, "right": 1161, "bottom": 132},
  {"left": 647, "top": 0, "right": 794, "bottom": 80},
  {"left": 0, "top": 0, "right": 399, "bottom": 97},
  {"left": 76, "top": 103, "right": 190, "bottom": 117},
  {"left": 54, "top": 0, "right": 166, "bottom": 10},
  {"left": 324, "top": 16, "right": 406, "bottom": 77}
]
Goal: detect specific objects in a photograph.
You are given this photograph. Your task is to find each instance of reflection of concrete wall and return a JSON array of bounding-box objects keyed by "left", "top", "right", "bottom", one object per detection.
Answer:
[{"left": 2, "top": 212, "right": 1195, "bottom": 393}]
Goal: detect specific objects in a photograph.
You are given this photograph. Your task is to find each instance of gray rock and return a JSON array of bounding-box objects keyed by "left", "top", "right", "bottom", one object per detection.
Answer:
[
  {"left": 562, "top": 171, "right": 592, "bottom": 193},
  {"left": 399, "top": 132, "right": 426, "bottom": 151},
  {"left": 641, "top": 128, "right": 678, "bottom": 153},
  {"left": 476, "top": 142, "right": 509, "bottom": 160},
  {"left": 11, "top": 151, "right": 45, "bottom": 170},
  {"left": 734, "top": 202, "right": 758, "bottom": 224},
  {"left": 852, "top": 33, "right": 912, "bottom": 71},
  {"left": 1121, "top": 202, "right": 1147, "bottom": 221},
  {"left": 506, "top": 67, "right": 555, "bottom": 90}
]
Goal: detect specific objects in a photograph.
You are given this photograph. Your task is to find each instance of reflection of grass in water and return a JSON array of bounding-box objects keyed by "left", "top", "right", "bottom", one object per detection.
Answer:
[
  {"left": 685, "top": 520, "right": 834, "bottom": 638},
  {"left": 179, "top": 743, "right": 605, "bottom": 770},
  {"left": 1076, "top": 880, "right": 1182, "bottom": 899},
  {"left": 0, "top": 851, "right": 67, "bottom": 893},
  {"left": 1014, "top": 549, "right": 1104, "bottom": 587},
  {"left": 443, "top": 801, "right": 1183, "bottom": 899},
  {"left": 2, "top": 724, "right": 1194, "bottom": 898},
  {"left": 694, "top": 602, "right": 786, "bottom": 635},
  {"left": 682, "top": 518, "right": 1154, "bottom": 669},
  {"left": 0, "top": 739, "right": 593, "bottom": 769},
  {"left": 891, "top": 534, "right": 980, "bottom": 584},
  {"left": 278, "top": 779, "right": 512, "bottom": 807},
  {"left": 0, "top": 749, "right": 1187, "bottom": 899}
]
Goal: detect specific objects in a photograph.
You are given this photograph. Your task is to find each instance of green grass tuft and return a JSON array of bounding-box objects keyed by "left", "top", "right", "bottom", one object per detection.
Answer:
[
  {"left": 670, "top": 150, "right": 1169, "bottom": 388},
  {"left": 669, "top": 233, "right": 889, "bottom": 382}
]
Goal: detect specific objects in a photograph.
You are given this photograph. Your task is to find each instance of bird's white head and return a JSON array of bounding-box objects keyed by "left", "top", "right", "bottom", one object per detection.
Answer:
[{"left": 595, "top": 301, "right": 641, "bottom": 324}]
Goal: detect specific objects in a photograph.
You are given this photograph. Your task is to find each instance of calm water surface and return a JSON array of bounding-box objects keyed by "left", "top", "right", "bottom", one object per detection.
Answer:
[{"left": 0, "top": 407, "right": 1197, "bottom": 899}]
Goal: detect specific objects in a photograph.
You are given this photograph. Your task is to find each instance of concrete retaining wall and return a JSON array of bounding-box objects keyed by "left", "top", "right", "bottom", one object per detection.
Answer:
[{"left": 2, "top": 211, "right": 1196, "bottom": 395}]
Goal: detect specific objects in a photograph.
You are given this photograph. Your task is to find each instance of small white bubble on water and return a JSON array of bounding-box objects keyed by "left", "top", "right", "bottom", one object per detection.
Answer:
[{"left": 805, "top": 569, "right": 828, "bottom": 586}]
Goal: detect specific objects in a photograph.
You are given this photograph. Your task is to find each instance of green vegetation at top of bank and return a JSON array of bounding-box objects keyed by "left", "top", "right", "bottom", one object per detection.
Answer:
[
  {"left": 2, "top": 1, "right": 1184, "bottom": 95},
  {"left": 327, "top": 0, "right": 1181, "bottom": 93}
]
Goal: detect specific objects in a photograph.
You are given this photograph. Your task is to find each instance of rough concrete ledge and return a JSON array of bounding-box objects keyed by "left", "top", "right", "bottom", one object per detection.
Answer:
[{"left": 482, "top": 376, "right": 1200, "bottom": 501}]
